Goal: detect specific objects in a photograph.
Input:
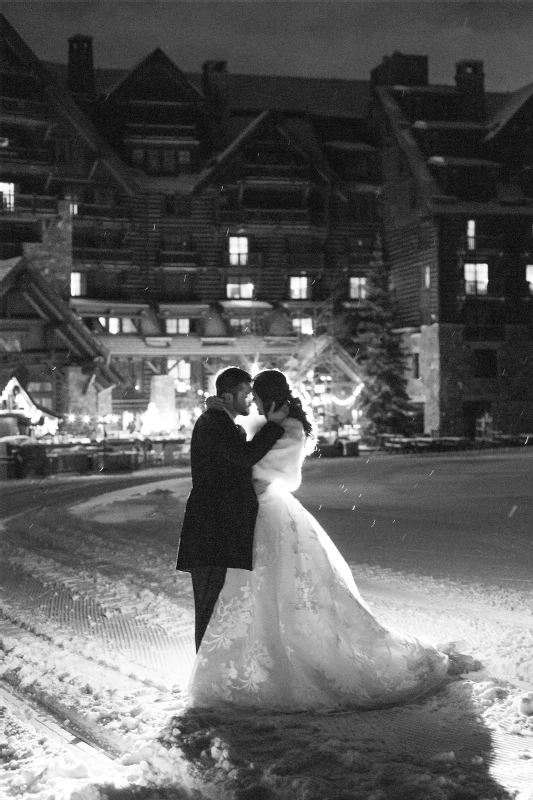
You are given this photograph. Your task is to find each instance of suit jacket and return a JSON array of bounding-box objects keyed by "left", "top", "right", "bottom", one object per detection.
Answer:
[{"left": 176, "top": 408, "right": 284, "bottom": 571}]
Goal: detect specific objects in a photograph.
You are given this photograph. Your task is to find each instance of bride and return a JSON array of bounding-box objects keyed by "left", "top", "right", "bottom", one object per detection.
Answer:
[{"left": 187, "top": 370, "right": 450, "bottom": 711}]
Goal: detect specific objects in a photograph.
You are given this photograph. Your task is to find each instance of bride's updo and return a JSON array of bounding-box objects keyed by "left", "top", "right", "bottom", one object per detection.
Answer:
[{"left": 253, "top": 370, "right": 314, "bottom": 439}]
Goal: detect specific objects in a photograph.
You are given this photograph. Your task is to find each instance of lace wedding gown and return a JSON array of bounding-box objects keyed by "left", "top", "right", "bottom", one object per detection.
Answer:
[{"left": 187, "top": 418, "right": 449, "bottom": 711}]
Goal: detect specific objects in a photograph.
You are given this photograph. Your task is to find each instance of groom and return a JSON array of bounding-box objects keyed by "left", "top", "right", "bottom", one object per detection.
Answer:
[{"left": 176, "top": 367, "right": 287, "bottom": 651}]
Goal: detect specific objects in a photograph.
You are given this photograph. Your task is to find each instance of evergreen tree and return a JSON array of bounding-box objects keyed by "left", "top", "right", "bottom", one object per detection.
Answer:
[{"left": 354, "top": 235, "right": 415, "bottom": 442}]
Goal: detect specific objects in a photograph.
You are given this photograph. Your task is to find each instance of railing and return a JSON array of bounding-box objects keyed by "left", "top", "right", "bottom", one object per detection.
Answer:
[
  {"left": 284, "top": 252, "right": 325, "bottom": 269},
  {"left": 219, "top": 208, "right": 312, "bottom": 224},
  {"left": 76, "top": 203, "right": 128, "bottom": 219},
  {"left": 221, "top": 252, "right": 264, "bottom": 268},
  {"left": 1, "top": 193, "right": 58, "bottom": 215},
  {"left": 73, "top": 246, "right": 132, "bottom": 262},
  {"left": 1, "top": 97, "right": 49, "bottom": 118}
]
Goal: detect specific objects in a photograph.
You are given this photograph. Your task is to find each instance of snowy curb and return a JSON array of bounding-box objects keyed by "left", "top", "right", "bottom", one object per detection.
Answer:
[{"left": 69, "top": 477, "right": 191, "bottom": 515}]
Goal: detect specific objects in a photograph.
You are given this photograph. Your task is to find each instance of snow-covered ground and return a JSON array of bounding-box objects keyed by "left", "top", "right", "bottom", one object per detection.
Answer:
[{"left": 1, "top": 464, "right": 532, "bottom": 800}]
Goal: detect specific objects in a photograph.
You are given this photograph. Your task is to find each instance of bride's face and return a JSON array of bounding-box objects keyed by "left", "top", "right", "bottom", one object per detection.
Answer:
[{"left": 252, "top": 390, "right": 265, "bottom": 416}]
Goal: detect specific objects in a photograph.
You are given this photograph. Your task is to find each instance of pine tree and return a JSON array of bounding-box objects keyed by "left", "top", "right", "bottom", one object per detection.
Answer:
[{"left": 354, "top": 235, "right": 415, "bottom": 442}]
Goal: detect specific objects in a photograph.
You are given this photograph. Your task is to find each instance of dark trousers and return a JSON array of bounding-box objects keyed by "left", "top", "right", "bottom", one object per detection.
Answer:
[{"left": 191, "top": 566, "right": 227, "bottom": 652}]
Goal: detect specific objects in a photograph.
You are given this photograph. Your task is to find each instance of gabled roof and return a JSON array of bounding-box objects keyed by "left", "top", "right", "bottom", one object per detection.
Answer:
[
  {"left": 0, "top": 13, "right": 136, "bottom": 195},
  {"left": 192, "top": 109, "right": 348, "bottom": 199},
  {"left": 0, "top": 257, "right": 122, "bottom": 387},
  {"left": 484, "top": 81, "right": 533, "bottom": 141},
  {"left": 102, "top": 47, "right": 204, "bottom": 105}
]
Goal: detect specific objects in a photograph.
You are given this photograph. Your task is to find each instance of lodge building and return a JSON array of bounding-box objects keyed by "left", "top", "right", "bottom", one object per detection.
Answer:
[{"left": 1, "top": 14, "right": 532, "bottom": 437}]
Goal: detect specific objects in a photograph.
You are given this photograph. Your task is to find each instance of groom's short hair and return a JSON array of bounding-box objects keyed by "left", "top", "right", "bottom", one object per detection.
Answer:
[{"left": 215, "top": 367, "right": 252, "bottom": 396}]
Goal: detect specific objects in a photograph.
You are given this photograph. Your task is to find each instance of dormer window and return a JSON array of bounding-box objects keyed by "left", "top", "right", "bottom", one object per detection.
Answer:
[
  {"left": 70, "top": 272, "right": 87, "bottom": 297},
  {"left": 349, "top": 276, "right": 367, "bottom": 300},
  {"left": 227, "top": 275, "right": 254, "bottom": 299}
]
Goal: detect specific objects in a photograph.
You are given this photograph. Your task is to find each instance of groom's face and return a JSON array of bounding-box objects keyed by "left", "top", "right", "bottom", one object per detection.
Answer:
[{"left": 230, "top": 382, "right": 253, "bottom": 417}]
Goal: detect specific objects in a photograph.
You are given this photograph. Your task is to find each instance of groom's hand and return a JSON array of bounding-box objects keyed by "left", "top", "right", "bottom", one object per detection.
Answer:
[{"left": 267, "top": 401, "right": 289, "bottom": 425}]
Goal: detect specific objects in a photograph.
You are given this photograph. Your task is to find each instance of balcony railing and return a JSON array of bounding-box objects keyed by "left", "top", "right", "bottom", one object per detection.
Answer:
[
  {"left": 1, "top": 193, "right": 58, "bottom": 215},
  {"left": 76, "top": 203, "right": 128, "bottom": 220},
  {"left": 0, "top": 146, "right": 50, "bottom": 164},
  {"left": 73, "top": 246, "right": 132, "bottom": 263},
  {"left": 221, "top": 252, "right": 264, "bottom": 268},
  {"left": 1, "top": 97, "right": 49, "bottom": 119},
  {"left": 284, "top": 252, "right": 325, "bottom": 270},
  {"left": 219, "top": 208, "right": 312, "bottom": 224}
]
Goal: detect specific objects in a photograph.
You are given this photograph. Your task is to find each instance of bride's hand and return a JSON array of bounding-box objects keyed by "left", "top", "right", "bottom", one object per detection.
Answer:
[
  {"left": 205, "top": 395, "right": 225, "bottom": 410},
  {"left": 267, "top": 401, "right": 289, "bottom": 425}
]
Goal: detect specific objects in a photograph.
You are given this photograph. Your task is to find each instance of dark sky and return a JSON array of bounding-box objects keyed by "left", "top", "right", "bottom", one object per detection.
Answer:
[{"left": 3, "top": 1, "right": 533, "bottom": 91}]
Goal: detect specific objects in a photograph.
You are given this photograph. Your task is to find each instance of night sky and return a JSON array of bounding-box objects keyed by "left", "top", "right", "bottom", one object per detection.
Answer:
[{"left": 3, "top": 1, "right": 532, "bottom": 91}]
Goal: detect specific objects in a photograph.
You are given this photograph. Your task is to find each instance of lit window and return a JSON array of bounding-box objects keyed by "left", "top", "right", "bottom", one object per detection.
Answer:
[
  {"left": 467, "top": 219, "right": 476, "bottom": 250},
  {"left": 464, "top": 262, "right": 488, "bottom": 295},
  {"left": 229, "top": 318, "right": 251, "bottom": 333},
  {"left": 229, "top": 236, "right": 248, "bottom": 266},
  {"left": 526, "top": 265, "right": 533, "bottom": 295},
  {"left": 166, "top": 318, "right": 190, "bottom": 334},
  {"left": 121, "top": 317, "right": 136, "bottom": 334},
  {"left": 226, "top": 276, "right": 254, "bottom": 299},
  {"left": 69, "top": 200, "right": 78, "bottom": 216},
  {"left": 349, "top": 276, "right": 366, "bottom": 299},
  {"left": 292, "top": 317, "right": 313, "bottom": 335},
  {"left": 425, "top": 266, "right": 431, "bottom": 290},
  {"left": 290, "top": 276, "right": 309, "bottom": 300},
  {"left": 0, "top": 182, "right": 15, "bottom": 211},
  {"left": 70, "top": 272, "right": 87, "bottom": 297},
  {"left": 108, "top": 317, "right": 120, "bottom": 334},
  {"left": 168, "top": 358, "right": 191, "bottom": 392}
]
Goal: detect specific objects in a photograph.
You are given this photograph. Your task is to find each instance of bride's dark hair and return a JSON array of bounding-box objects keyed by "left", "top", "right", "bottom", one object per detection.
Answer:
[{"left": 253, "top": 370, "right": 314, "bottom": 440}]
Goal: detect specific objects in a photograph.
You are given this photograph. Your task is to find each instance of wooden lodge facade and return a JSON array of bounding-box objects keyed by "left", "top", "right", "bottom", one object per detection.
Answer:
[{"left": 1, "top": 15, "right": 532, "bottom": 437}]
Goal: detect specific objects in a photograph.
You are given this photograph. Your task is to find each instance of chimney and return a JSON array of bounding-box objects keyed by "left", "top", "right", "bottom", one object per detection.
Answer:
[
  {"left": 371, "top": 51, "right": 428, "bottom": 87},
  {"left": 67, "top": 34, "right": 95, "bottom": 101},
  {"left": 455, "top": 60, "right": 486, "bottom": 122},
  {"left": 202, "top": 60, "right": 230, "bottom": 152}
]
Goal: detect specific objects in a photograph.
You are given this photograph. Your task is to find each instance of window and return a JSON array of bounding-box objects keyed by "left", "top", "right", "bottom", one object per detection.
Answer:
[
  {"left": 131, "top": 148, "right": 144, "bottom": 167},
  {"left": 412, "top": 353, "right": 420, "bottom": 379},
  {"left": 162, "top": 149, "right": 176, "bottom": 173},
  {"left": 70, "top": 272, "right": 87, "bottom": 297},
  {"left": 98, "top": 317, "right": 136, "bottom": 334},
  {"left": 167, "top": 359, "right": 191, "bottom": 393},
  {"left": 526, "top": 265, "right": 533, "bottom": 295},
  {"left": 290, "top": 276, "right": 309, "bottom": 300},
  {"left": 229, "top": 318, "right": 252, "bottom": 334},
  {"left": 229, "top": 236, "right": 248, "bottom": 266},
  {"left": 472, "top": 349, "right": 497, "bottom": 378},
  {"left": 349, "top": 276, "right": 367, "bottom": 300},
  {"left": 0, "top": 182, "right": 15, "bottom": 211},
  {"left": 467, "top": 219, "right": 476, "bottom": 250},
  {"left": 424, "top": 265, "right": 431, "bottom": 290},
  {"left": 165, "top": 318, "right": 190, "bottom": 334},
  {"left": 54, "top": 139, "right": 72, "bottom": 164},
  {"left": 292, "top": 317, "right": 313, "bottom": 335},
  {"left": 464, "top": 262, "right": 488, "bottom": 295},
  {"left": 226, "top": 275, "right": 254, "bottom": 299}
]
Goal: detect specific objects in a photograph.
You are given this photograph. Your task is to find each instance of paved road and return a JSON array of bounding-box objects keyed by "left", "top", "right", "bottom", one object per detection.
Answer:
[
  {"left": 297, "top": 449, "right": 533, "bottom": 588},
  {"left": 0, "top": 467, "right": 187, "bottom": 519}
]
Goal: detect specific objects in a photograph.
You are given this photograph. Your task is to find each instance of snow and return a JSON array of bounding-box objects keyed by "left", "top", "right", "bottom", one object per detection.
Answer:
[{"left": 1, "top": 464, "right": 533, "bottom": 800}]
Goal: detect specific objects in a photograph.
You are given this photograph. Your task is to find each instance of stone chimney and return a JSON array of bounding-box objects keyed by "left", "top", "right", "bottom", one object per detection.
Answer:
[
  {"left": 202, "top": 60, "right": 230, "bottom": 152},
  {"left": 455, "top": 60, "right": 486, "bottom": 122},
  {"left": 67, "top": 34, "right": 95, "bottom": 101}
]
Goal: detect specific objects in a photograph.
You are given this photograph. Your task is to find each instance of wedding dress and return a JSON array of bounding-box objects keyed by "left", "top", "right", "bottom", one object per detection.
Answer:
[{"left": 187, "top": 417, "right": 449, "bottom": 711}]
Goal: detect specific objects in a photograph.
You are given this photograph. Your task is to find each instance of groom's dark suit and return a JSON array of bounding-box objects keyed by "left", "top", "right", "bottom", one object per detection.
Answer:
[{"left": 176, "top": 407, "right": 284, "bottom": 649}]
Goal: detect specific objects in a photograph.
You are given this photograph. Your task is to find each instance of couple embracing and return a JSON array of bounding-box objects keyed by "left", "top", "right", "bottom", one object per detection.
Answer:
[{"left": 177, "top": 367, "right": 449, "bottom": 711}]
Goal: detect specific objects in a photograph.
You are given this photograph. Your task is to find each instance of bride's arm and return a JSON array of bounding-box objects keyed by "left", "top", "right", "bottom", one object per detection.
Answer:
[{"left": 253, "top": 418, "right": 305, "bottom": 491}]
